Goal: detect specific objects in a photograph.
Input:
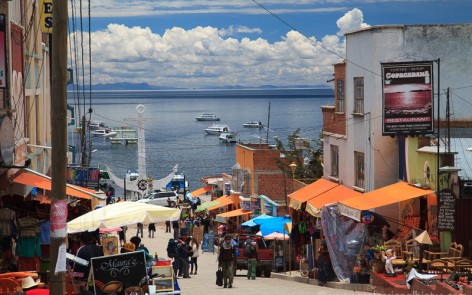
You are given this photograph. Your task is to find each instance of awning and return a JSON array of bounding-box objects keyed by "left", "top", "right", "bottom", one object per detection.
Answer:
[
  {"left": 12, "top": 170, "right": 104, "bottom": 200},
  {"left": 288, "top": 178, "right": 338, "bottom": 210},
  {"left": 306, "top": 185, "right": 362, "bottom": 217},
  {"left": 215, "top": 209, "right": 253, "bottom": 223},
  {"left": 189, "top": 185, "right": 212, "bottom": 197},
  {"left": 338, "top": 181, "right": 434, "bottom": 221},
  {"left": 207, "top": 195, "right": 234, "bottom": 211}
]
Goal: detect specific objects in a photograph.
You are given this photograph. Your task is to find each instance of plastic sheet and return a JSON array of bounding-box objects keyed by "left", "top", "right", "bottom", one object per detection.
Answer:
[{"left": 321, "top": 204, "right": 368, "bottom": 283}]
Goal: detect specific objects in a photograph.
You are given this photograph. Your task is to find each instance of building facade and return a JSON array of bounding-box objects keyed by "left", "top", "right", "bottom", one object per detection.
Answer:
[{"left": 323, "top": 24, "right": 472, "bottom": 193}]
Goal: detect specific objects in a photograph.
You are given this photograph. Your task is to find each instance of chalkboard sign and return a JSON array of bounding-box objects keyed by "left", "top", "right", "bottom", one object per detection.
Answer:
[
  {"left": 438, "top": 189, "right": 455, "bottom": 231},
  {"left": 202, "top": 233, "right": 215, "bottom": 253},
  {"left": 91, "top": 251, "right": 147, "bottom": 295}
]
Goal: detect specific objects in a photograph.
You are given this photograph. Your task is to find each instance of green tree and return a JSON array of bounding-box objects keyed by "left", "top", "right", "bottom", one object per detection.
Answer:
[{"left": 273, "top": 129, "right": 323, "bottom": 183}]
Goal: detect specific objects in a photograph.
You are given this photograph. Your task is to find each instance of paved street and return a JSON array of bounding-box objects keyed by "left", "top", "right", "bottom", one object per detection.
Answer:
[{"left": 121, "top": 221, "right": 372, "bottom": 295}]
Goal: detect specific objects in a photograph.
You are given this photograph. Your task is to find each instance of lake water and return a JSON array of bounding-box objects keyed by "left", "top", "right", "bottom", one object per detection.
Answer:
[{"left": 67, "top": 88, "right": 334, "bottom": 192}]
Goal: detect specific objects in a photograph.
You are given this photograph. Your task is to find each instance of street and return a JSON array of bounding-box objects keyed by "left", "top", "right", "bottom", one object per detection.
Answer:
[{"left": 127, "top": 221, "right": 372, "bottom": 295}]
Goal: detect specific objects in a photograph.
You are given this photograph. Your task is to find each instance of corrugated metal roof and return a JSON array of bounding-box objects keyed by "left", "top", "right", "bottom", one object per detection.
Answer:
[{"left": 451, "top": 138, "right": 472, "bottom": 180}]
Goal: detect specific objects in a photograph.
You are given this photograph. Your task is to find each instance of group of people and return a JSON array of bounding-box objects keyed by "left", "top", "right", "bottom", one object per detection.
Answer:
[{"left": 167, "top": 237, "right": 200, "bottom": 278}]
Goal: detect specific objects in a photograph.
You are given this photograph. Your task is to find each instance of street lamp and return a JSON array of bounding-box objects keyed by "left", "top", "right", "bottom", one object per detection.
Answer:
[{"left": 289, "top": 162, "right": 297, "bottom": 180}]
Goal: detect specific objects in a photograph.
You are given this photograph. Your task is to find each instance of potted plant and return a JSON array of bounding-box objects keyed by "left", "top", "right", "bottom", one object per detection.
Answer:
[{"left": 371, "top": 244, "right": 385, "bottom": 273}]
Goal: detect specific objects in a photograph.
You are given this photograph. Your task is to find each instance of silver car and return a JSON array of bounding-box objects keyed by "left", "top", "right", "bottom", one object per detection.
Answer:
[{"left": 136, "top": 191, "right": 178, "bottom": 207}]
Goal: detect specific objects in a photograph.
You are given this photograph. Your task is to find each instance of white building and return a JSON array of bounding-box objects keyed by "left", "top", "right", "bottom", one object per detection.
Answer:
[{"left": 322, "top": 24, "right": 472, "bottom": 193}]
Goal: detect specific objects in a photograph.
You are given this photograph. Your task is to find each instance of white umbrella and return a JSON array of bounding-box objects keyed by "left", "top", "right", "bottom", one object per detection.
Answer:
[{"left": 67, "top": 201, "right": 181, "bottom": 234}]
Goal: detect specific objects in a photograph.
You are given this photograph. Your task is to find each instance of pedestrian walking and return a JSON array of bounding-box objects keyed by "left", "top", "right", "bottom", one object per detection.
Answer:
[
  {"left": 136, "top": 223, "right": 144, "bottom": 238},
  {"left": 244, "top": 238, "right": 257, "bottom": 279},
  {"left": 218, "top": 235, "right": 236, "bottom": 288},
  {"left": 190, "top": 237, "right": 199, "bottom": 275},
  {"left": 165, "top": 220, "right": 171, "bottom": 233},
  {"left": 118, "top": 226, "right": 127, "bottom": 247},
  {"left": 172, "top": 219, "right": 180, "bottom": 240},
  {"left": 148, "top": 223, "right": 156, "bottom": 238}
]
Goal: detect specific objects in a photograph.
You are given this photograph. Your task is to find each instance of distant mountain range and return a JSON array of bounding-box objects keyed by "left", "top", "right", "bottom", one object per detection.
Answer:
[{"left": 67, "top": 82, "right": 331, "bottom": 91}]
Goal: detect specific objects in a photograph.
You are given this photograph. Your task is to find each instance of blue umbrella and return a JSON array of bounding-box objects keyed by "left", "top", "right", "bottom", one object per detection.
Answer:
[
  {"left": 254, "top": 216, "right": 292, "bottom": 236},
  {"left": 241, "top": 214, "right": 273, "bottom": 227}
]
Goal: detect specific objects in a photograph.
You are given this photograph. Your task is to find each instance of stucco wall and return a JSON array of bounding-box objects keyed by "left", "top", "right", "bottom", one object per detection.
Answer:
[{"left": 338, "top": 24, "right": 472, "bottom": 191}]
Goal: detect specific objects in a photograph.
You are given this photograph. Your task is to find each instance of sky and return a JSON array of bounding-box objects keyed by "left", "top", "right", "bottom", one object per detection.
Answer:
[{"left": 71, "top": 0, "right": 472, "bottom": 89}]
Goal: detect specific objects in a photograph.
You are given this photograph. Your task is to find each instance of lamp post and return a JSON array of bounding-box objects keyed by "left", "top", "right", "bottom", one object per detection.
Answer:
[{"left": 289, "top": 162, "right": 297, "bottom": 180}]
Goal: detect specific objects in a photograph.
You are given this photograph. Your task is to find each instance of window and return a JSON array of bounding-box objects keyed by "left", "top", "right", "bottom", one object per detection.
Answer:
[
  {"left": 354, "top": 77, "right": 364, "bottom": 114},
  {"left": 337, "top": 79, "right": 345, "bottom": 112},
  {"left": 354, "top": 151, "right": 365, "bottom": 189},
  {"left": 331, "top": 145, "right": 339, "bottom": 178}
]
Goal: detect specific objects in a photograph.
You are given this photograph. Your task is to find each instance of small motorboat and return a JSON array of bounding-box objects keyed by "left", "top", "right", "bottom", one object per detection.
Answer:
[
  {"left": 91, "top": 128, "right": 117, "bottom": 137},
  {"left": 243, "top": 121, "right": 264, "bottom": 128},
  {"left": 219, "top": 131, "right": 237, "bottom": 143},
  {"left": 204, "top": 124, "right": 231, "bottom": 135},
  {"left": 195, "top": 113, "right": 221, "bottom": 121}
]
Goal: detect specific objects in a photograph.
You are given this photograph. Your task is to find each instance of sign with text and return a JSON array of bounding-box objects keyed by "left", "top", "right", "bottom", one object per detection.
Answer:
[
  {"left": 437, "top": 189, "right": 455, "bottom": 231},
  {"left": 202, "top": 233, "right": 215, "bottom": 253},
  {"left": 91, "top": 251, "right": 147, "bottom": 295},
  {"left": 381, "top": 61, "right": 434, "bottom": 135},
  {"left": 39, "top": 0, "right": 53, "bottom": 33}
]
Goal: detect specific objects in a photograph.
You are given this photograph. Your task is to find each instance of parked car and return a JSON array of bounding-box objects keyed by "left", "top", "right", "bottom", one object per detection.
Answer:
[
  {"left": 136, "top": 191, "right": 178, "bottom": 207},
  {"left": 235, "top": 234, "right": 273, "bottom": 277}
]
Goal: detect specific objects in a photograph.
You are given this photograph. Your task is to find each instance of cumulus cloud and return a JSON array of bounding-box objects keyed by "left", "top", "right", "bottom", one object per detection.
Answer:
[
  {"left": 72, "top": 23, "right": 346, "bottom": 88},
  {"left": 336, "top": 8, "right": 370, "bottom": 36},
  {"left": 70, "top": 6, "right": 372, "bottom": 88}
]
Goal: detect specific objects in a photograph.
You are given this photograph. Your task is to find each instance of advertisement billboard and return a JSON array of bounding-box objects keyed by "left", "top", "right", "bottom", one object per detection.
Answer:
[{"left": 382, "top": 62, "right": 434, "bottom": 135}]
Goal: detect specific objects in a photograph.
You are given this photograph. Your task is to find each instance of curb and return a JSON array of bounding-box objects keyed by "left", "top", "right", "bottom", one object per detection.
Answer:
[{"left": 271, "top": 272, "right": 375, "bottom": 293}]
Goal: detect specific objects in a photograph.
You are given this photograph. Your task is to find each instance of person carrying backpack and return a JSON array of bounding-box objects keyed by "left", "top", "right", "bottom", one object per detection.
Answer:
[{"left": 244, "top": 238, "right": 257, "bottom": 280}]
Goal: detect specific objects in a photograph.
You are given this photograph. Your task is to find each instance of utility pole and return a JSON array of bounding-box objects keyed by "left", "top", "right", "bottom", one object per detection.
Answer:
[{"left": 49, "top": 0, "right": 68, "bottom": 293}]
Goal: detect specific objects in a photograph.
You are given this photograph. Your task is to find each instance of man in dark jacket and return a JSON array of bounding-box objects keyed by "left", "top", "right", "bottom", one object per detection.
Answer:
[
  {"left": 74, "top": 232, "right": 104, "bottom": 283},
  {"left": 218, "top": 235, "right": 236, "bottom": 288}
]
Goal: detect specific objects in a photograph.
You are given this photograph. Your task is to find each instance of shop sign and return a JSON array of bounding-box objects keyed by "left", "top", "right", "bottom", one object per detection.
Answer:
[
  {"left": 437, "top": 189, "right": 455, "bottom": 231},
  {"left": 39, "top": 0, "right": 53, "bottom": 33},
  {"left": 202, "top": 233, "right": 215, "bottom": 253},
  {"left": 381, "top": 61, "right": 434, "bottom": 135},
  {"left": 91, "top": 251, "right": 147, "bottom": 295}
]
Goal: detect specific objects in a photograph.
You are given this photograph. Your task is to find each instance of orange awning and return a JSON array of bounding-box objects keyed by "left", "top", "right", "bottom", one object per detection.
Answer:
[
  {"left": 288, "top": 178, "right": 338, "bottom": 210},
  {"left": 216, "top": 209, "right": 253, "bottom": 218},
  {"left": 189, "top": 185, "right": 212, "bottom": 197},
  {"left": 306, "top": 185, "right": 362, "bottom": 217},
  {"left": 13, "top": 171, "right": 100, "bottom": 200},
  {"left": 215, "top": 209, "right": 253, "bottom": 223},
  {"left": 207, "top": 195, "right": 234, "bottom": 211},
  {"left": 339, "top": 181, "right": 434, "bottom": 221}
]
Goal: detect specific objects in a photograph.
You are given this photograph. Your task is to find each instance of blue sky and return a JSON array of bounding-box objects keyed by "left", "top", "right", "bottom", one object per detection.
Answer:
[{"left": 74, "top": 0, "right": 472, "bottom": 89}]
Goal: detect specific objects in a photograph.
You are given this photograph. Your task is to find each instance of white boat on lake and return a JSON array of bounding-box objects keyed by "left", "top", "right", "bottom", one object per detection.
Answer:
[
  {"left": 110, "top": 127, "right": 138, "bottom": 144},
  {"left": 243, "top": 121, "right": 264, "bottom": 128},
  {"left": 204, "top": 124, "right": 231, "bottom": 135},
  {"left": 91, "top": 128, "right": 117, "bottom": 137},
  {"left": 219, "top": 131, "right": 237, "bottom": 143},
  {"left": 195, "top": 113, "right": 221, "bottom": 121}
]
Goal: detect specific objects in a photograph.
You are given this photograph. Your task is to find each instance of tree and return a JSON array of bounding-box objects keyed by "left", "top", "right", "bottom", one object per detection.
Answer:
[{"left": 273, "top": 129, "right": 323, "bottom": 183}]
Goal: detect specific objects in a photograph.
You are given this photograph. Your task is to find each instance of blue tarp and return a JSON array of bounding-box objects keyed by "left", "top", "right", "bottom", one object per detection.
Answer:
[
  {"left": 254, "top": 216, "right": 292, "bottom": 236},
  {"left": 241, "top": 214, "right": 273, "bottom": 227}
]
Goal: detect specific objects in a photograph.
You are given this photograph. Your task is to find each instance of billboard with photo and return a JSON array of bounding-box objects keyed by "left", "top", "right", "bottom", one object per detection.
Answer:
[{"left": 382, "top": 62, "right": 434, "bottom": 135}]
